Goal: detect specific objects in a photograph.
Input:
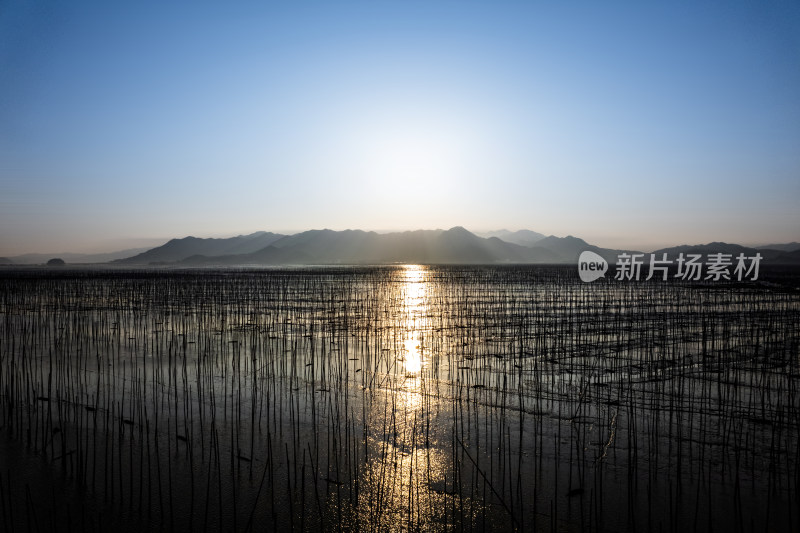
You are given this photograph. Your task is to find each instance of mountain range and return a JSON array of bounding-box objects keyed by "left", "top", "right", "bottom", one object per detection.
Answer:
[
  {"left": 116, "top": 227, "right": 569, "bottom": 265},
  {"left": 108, "top": 228, "right": 800, "bottom": 266},
  {"left": 115, "top": 232, "right": 285, "bottom": 264},
  {"left": 4, "top": 229, "right": 799, "bottom": 266},
  {"left": 650, "top": 242, "right": 800, "bottom": 265},
  {"left": 475, "top": 229, "right": 546, "bottom": 247}
]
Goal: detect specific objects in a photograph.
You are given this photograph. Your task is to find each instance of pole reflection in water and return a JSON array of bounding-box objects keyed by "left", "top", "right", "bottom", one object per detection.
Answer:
[{"left": 4, "top": 266, "right": 796, "bottom": 531}]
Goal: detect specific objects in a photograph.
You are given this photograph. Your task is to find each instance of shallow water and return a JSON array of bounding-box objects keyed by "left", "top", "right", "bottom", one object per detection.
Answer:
[{"left": 1, "top": 265, "right": 798, "bottom": 531}]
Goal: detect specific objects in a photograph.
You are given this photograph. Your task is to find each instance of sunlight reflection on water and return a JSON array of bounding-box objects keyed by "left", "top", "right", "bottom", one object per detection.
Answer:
[
  {"left": 402, "top": 265, "right": 426, "bottom": 377},
  {"left": 350, "top": 264, "right": 460, "bottom": 531}
]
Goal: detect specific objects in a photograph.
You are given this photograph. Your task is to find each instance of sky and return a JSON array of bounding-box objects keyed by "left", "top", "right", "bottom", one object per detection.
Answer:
[{"left": 1, "top": 0, "right": 799, "bottom": 255}]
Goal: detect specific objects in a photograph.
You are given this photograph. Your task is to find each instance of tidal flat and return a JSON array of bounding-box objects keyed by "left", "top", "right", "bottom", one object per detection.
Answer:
[{"left": 1, "top": 265, "right": 798, "bottom": 532}]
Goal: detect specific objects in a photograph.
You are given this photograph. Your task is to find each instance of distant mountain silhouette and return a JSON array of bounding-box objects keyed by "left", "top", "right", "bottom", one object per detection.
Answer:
[
  {"left": 757, "top": 242, "right": 800, "bottom": 253},
  {"left": 180, "top": 227, "right": 532, "bottom": 265},
  {"left": 530, "top": 235, "right": 640, "bottom": 264},
  {"left": 654, "top": 242, "right": 765, "bottom": 256},
  {"left": 7, "top": 248, "right": 152, "bottom": 265},
  {"left": 13, "top": 230, "right": 795, "bottom": 266},
  {"left": 0, "top": 257, "right": 13, "bottom": 264},
  {"left": 478, "top": 229, "right": 546, "bottom": 247},
  {"left": 164, "top": 227, "right": 626, "bottom": 266},
  {"left": 651, "top": 242, "right": 800, "bottom": 264},
  {"left": 653, "top": 242, "right": 774, "bottom": 259},
  {"left": 116, "top": 232, "right": 285, "bottom": 264}
]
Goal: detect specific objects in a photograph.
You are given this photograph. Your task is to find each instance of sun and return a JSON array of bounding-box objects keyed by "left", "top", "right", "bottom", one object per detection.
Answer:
[
  {"left": 374, "top": 134, "right": 452, "bottom": 186},
  {"left": 352, "top": 114, "right": 466, "bottom": 201}
]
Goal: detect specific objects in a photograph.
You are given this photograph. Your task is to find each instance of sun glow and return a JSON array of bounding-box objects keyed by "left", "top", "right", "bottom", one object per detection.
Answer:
[
  {"left": 349, "top": 114, "right": 469, "bottom": 208},
  {"left": 404, "top": 337, "right": 422, "bottom": 374},
  {"left": 371, "top": 135, "right": 454, "bottom": 186}
]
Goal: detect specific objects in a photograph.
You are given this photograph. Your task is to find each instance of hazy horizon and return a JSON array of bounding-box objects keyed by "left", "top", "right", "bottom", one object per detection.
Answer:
[
  {"left": 2, "top": 2, "right": 799, "bottom": 256},
  {"left": 2, "top": 225, "right": 798, "bottom": 258}
]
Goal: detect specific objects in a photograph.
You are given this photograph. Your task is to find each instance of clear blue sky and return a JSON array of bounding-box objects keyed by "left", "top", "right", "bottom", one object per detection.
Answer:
[{"left": 2, "top": 0, "right": 798, "bottom": 254}]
